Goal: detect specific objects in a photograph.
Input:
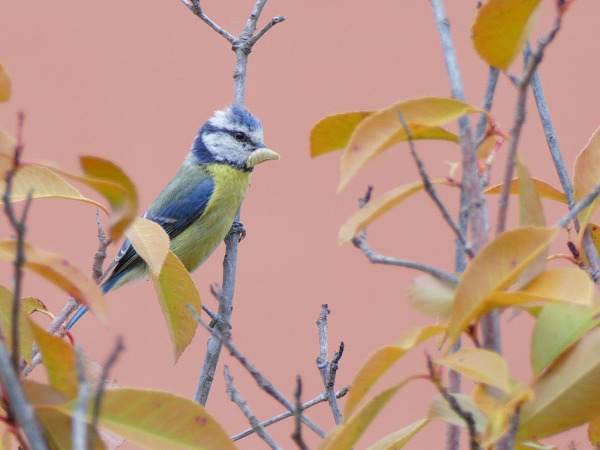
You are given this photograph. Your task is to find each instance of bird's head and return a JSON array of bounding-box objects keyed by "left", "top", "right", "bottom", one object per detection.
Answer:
[{"left": 190, "top": 105, "right": 279, "bottom": 170}]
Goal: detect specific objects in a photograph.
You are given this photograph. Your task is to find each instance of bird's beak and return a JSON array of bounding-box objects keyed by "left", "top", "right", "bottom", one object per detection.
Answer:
[{"left": 246, "top": 147, "right": 280, "bottom": 168}]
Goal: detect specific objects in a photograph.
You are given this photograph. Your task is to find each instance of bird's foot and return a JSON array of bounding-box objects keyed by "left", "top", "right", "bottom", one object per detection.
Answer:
[{"left": 229, "top": 220, "right": 246, "bottom": 242}]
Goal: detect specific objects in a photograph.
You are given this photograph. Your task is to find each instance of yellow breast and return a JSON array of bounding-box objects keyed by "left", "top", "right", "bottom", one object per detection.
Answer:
[{"left": 170, "top": 164, "right": 251, "bottom": 272}]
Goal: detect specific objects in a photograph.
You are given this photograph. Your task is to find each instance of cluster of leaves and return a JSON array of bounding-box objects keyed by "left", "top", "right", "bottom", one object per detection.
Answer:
[
  {"left": 310, "top": 0, "right": 600, "bottom": 448},
  {"left": 0, "top": 63, "right": 237, "bottom": 448}
]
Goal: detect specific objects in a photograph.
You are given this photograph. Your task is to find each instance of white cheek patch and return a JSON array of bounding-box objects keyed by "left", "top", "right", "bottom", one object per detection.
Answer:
[{"left": 203, "top": 132, "right": 248, "bottom": 166}]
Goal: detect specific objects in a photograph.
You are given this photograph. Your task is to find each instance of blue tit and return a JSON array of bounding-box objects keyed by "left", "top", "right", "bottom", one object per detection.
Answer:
[{"left": 66, "top": 105, "right": 279, "bottom": 330}]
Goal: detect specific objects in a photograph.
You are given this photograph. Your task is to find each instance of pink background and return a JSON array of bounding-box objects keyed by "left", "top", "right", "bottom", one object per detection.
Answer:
[{"left": 2, "top": 0, "right": 600, "bottom": 448}]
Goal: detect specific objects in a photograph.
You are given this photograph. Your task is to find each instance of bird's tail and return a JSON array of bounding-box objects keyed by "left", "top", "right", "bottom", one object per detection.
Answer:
[{"left": 65, "top": 276, "right": 118, "bottom": 330}]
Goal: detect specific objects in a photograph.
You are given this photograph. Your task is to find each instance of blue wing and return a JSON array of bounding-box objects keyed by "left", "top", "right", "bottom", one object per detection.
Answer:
[{"left": 65, "top": 176, "right": 215, "bottom": 330}]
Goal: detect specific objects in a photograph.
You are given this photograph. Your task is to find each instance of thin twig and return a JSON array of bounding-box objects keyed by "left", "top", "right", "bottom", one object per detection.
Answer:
[
  {"left": 292, "top": 376, "right": 308, "bottom": 450},
  {"left": 315, "top": 305, "right": 343, "bottom": 425},
  {"left": 23, "top": 216, "right": 110, "bottom": 376},
  {"left": 495, "top": 12, "right": 563, "bottom": 235},
  {"left": 398, "top": 111, "right": 473, "bottom": 258},
  {"left": 72, "top": 345, "right": 91, "bottom": 450},
  {"left": 224, "top": 366, "right": 280, "bottom": 449},
  {"left": 352, "top": 231, "right": 459, "bottom": 285},
  {"left": 554, "top": 183, "right": 600, "bottom": 228},
  {"left": 189, "top": 305, "right": 326, "bottom": 438},
  {"left": 91, "top": 336, "right": 124, "bottom": 441},
  {"left": 190, "top": 0, "right": 284, "bottom": 406},
  {"left": 429, "top": 0, "right": 488, "bottom": 254},
  {"left": 427, "top": 355, "right": 480, "bottom": 450},
  {"left": 232, "top": 386, "right": 349, "bottom": 441},
  {"left": 528, "top": 42, "right": 600, "bottom": 282},
  {"left": 2, "top": 113, "right": 30, "bottom": 373}
]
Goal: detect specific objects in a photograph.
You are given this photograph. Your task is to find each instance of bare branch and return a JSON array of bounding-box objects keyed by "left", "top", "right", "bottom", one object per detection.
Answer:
[
  {"left": 232, "top": 386, "right": 349, "bottom": 441},
  {"left": 495, "top": 12, "right": 563, "bottom": 235},
  {"left": 291, "top": 376, "right": 308, "bottom": 450},
  {"left": 180, "top": 0, "right": 235, "bottom": 43},
  {"left": 91, "top": 337, "right": 124, "bottom": 439},
  {"left": 427, "top": 354, "right": 480, "bottom": 450},
  {"left": 398, "top": 111, "right": 473, "bottom": 258},
  {"left": 352, "top": 230, "right": 459, "bottom": 285},
  {"left": 72, "top": 345, "right": 91, "bottom": 450},
  {"left": 315, "top": 305, "right": 344, "bottom": 425},
  {"left": 191, "top": 0, "right": 284, "bottom": 406},
  {"left": 189, "top": 305, "right": 326, "bottom": 438},
  {"left": 224, "top": 366, "right": 281, "bottom": 449}
]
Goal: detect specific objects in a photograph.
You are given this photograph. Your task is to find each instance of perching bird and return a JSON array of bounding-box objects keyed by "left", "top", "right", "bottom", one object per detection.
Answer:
[{"left": 66, "top": 105, "right": 279, "bottom": 329}]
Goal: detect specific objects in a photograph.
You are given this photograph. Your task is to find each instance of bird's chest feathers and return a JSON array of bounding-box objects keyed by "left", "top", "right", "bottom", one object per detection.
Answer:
[{"left": 175, "top": 164, "right": 250, "bottom": 271}]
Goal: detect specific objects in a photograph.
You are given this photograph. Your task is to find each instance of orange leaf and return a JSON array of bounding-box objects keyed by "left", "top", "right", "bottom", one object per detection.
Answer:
[
  {"left": 0, "top": 61, "right": 10, "bottom": 102},
  {"left": 573, "top": 125, "right": 600, "bottom": 245},
  {"left": 0, "top": 241, "right": 106, "bottom": 324},
  {"left": 484, "top": 178, "right": 567, "bottom": 204},
  {"left": 339, "top": 97, "right": 480, "bottom": 190},
  {"left": 310, "top": 112, "right": 373, "bottom": 157},
  {"left": 345, "top": 325, "right": 446, "bottom": 416},
  {"left": 446, "top": 227, "right": 559, "bottom": 348},
  {"left": 338, "top": 179, "right": 448, "bottom": 243}
]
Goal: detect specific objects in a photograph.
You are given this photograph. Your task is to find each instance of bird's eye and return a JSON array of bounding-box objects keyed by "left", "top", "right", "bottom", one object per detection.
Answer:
[{"left": 234, "top": 132, "right": 247, "bottom": 142}]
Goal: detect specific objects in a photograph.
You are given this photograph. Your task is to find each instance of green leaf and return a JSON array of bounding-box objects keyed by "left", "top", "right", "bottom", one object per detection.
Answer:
[
  {"left": 0, "top": 285, "right": 35, "bottom": 364},
  {"left": 366, "top": 418, "right": 430, "bottom": 450},
  {"left": 531, "top": 302, "right": 600, "bottom": 376},
  {"left": 29, "top": 319, "right": 77, "bottom": 399},
  {"left": 50, "top": 388, "right": 235, "bottom": 450},
  {"left": 517, "top": 327, "right": 600, "bottom": 441}
]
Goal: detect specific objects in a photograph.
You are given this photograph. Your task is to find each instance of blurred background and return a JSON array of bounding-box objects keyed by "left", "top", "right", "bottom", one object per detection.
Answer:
[{"left": 1, "top": 0, "right": 600, "bottom": 448}]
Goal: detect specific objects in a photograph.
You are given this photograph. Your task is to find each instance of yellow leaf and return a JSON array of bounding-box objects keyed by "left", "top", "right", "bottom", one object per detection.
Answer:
[
  {"left": 310, "top": 112, "right": 373, "bottom": 157},
  {"left": 531, "top": 302, "right": 600, "bottom": 376},
  {"left": 152, "top": 251, "right": 202, "bottom": 363},
  {"left": 588, "top": 415, "right": 600, "bottom": 446},
  {"left": 427, "top": 393, "right": 487, "bottom": 433},
  {"left": 339, "top": 97, "right": 480, "bottom": 190},
  {"left": 0, "top": 285, "right": 35, "bottom": 364},
  {"left": 29, "top": 319, "right": 77, "bottom": 399},
  {"left": 0, "top": 165, "right": 109, "bottom": 214},
  {"left": 36, "top": 409, "right": 106, "bottom": 450},
  {"left": 48, "top": 388, "right": 235, "bottom": 450},
  {"left": 321, "top": 379, "right": 416, "bottom": 450},
  {"left": 473, "top": 384, "right": 534, "bottom": 448},
  {"left": 485, "top": 267, "right": 595, "bottom": 309},
  {"left": 472, "top": 0, "right": 543, "bottom": 70},
  {"left": 517, "top": 157, "right": 545, "bottom": 227},
  {"left": 0, "top": 241, "right": 106, "bottom": 324},
  {"left": 339, "top": 180, "right": 447, "bottom": 243},
  {"left": 0, "top": 61, "right": 10, "bottom": 102},
  {"left": 366, "top": 418, "right": 430, "bottom": 450},
  {"left": 574, "top": 126, "right": 600, "bottom": 246},
  {"left": 345, "top": 325, "right": 446, "bottom": 416},
  {"left": 446, "top": 226, "right": 559, "bottom": 348},
  {"left": 407, "top": 274, "right": 455, "bottom": 318},
  {"left": 484, "top": 178, "right": 567, "bottom": 204},
  {"left": 436, "top": 348, "right": 511, "bottom": 392},
  {"left": 21, "top": 297, "right": 50, "bottom": 316},
  {"left": 125, "top": 217, "right": 169, "bottom": 277},
  {"left": 517, "top": 327, "right": 600, "bottom": 441},
  {"left": 23, "top": 380, "right": 69, "bottom": 406}
]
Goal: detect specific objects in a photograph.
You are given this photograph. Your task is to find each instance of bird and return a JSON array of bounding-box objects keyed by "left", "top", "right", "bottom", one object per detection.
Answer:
[{"left": 66, "top": 105, "right": 279, "bottom": 330}]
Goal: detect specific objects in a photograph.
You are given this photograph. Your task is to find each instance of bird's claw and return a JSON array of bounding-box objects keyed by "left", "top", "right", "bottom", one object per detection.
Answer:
[{"left": 229, "top": 220, "right": 246, "bottom": 241}]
